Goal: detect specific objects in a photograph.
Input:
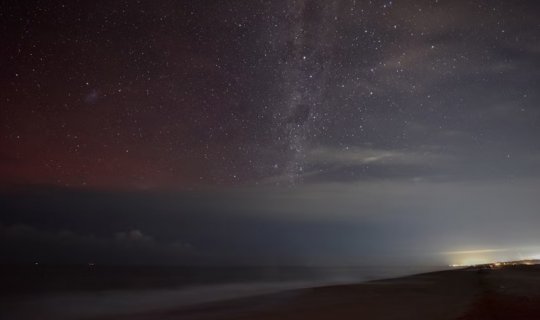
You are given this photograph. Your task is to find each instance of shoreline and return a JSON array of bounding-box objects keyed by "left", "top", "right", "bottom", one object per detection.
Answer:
[
  {"left": 0, "top": 265, "right": 437, "bottom": 319},
  {"left": 3, "top": 265, "right": 540, "bottom": 319},
  {"left": 94, "top": 264, "right": 540, "bottom": 320}
]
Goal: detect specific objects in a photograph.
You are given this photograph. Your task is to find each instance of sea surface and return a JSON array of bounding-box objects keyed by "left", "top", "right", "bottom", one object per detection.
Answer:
[{"left": 0, "top": 265, "right": 443, "bottom": 319}]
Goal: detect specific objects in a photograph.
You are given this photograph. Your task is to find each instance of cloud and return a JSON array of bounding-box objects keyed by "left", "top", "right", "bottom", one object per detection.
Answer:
[
  {"left": 263, "top": 146, "right": 455, "bottom": 184},
  {"left": 114, "top": 229, "right": 154, "bottom": 243},
  {"left": 3, "top": 179, "right": 540, "bottom": 266},
  {"left": 0, "top": 223, "right": 195, "bottom": 265},
  {"left": 306, "top": 146, "right": 447, "bottom": 167}
]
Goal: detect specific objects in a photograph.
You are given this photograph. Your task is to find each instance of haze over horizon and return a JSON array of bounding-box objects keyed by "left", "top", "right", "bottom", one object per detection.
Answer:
[{"left": 1, "top": 0, "right": 540, "bottom": 267}]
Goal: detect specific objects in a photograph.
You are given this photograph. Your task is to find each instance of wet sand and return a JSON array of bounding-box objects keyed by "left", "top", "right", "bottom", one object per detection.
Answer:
[{"left": 99, "top": 264, "right": 540, "bottom": 320}]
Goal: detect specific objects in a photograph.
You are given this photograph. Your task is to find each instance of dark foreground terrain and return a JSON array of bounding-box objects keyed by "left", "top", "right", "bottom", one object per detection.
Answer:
[
  {"left": 2, "top": 264, "right": 540, "bottom": 319},
  {"left": 98, "top": 264, "right": 540, "bottom": 320}
]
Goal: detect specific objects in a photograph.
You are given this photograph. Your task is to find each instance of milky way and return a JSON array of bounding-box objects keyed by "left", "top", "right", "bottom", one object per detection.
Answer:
[
  {"left": 2, "top": 0, "right": 539, "bottom": 189},
  {"left": 275, "top": 1, "right": 338, "bottom": 184}
]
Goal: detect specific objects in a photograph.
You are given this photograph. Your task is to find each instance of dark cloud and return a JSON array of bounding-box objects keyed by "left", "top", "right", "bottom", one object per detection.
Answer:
[
  {"left": 0, "top": 220, "right": 196, "bottom": 265},
  {"left": 2, "top": 182, "right": 540, "bottom": 266}
]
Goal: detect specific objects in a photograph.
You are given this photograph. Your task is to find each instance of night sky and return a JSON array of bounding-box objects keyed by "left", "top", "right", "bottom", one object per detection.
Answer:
[{"left": 1, "top": 0, "right": 540, "bottom": 266}]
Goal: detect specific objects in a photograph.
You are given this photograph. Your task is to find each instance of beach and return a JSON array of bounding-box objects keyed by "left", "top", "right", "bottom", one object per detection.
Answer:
[
  {"left": 96, "top": 264, "right": 540, "bottom": 320},
  {"left": 3, "top": 264, "right": 540, "bottom": 319}
]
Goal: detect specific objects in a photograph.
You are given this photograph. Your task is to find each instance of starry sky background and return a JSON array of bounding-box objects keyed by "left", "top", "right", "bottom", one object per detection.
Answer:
[{"left": 1, "top": 0, "right": 540, "bottom": 266}]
